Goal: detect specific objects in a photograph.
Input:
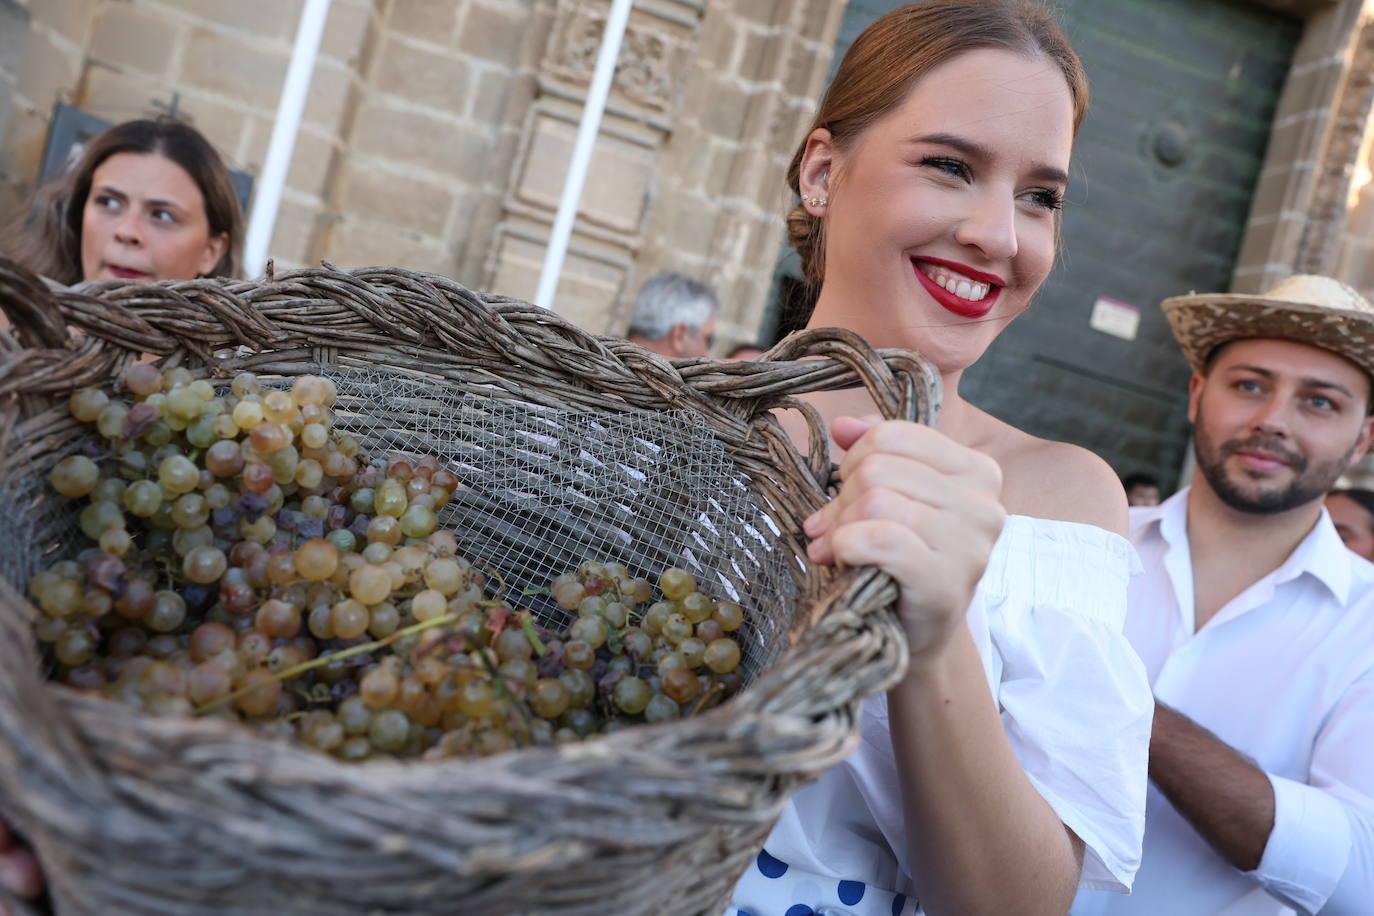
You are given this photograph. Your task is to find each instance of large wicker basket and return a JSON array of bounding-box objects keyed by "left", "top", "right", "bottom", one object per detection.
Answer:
[{"left": 0, "top": 257, "right": 938, "bottom": 916}]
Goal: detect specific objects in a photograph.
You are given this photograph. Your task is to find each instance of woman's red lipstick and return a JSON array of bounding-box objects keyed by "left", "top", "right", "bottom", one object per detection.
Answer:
[{"left": 912, "top": 257, "right": 1002, "bottom": 319}]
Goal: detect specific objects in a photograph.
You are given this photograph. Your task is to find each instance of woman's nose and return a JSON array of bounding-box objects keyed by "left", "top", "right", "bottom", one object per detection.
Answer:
[
  {"left": 953, "top": 189, "right": 1018, "bottom": 262},
  {"left": 112, "top": 211, "right": 142, "bottom": 246}
]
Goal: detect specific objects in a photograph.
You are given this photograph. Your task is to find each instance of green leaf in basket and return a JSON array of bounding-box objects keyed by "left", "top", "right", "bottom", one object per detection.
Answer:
[{"left": 520, "top": 586, "right": 549, "bottom": 596}]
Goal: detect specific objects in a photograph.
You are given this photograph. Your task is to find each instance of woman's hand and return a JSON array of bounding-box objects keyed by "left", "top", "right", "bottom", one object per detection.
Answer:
[
  {"left": 0, "top": 817, "right": 43, "bottom": 914},
  {"left": 804, "top": 416, "right": 1006, "bottom": 658}
]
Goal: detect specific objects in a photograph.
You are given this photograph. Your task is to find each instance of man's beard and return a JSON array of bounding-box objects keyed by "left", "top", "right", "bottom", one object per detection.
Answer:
[{"left": 1194, "top": 420, "right": 1357, "bottom": 515}]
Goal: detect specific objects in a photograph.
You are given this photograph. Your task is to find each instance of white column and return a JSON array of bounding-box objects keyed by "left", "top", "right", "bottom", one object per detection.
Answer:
[
  {"left": 243, "top": 0, "right": 332, "bottom": 278},
  {"left": 533, "top": 0, "right": 634, "bottom": 311}
]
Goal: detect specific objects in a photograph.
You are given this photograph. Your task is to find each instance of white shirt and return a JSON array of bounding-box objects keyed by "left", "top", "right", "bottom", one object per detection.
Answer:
[
  {"left": 1073, "top": 488, "right": 1374, "bottom": 916},
  {"left": 745, "top": 516, "right": 1153, "bottom": 911}
]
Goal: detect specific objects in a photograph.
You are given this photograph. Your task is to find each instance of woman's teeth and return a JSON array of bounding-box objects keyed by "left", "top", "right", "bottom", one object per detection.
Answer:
[{"left": 920, "top": 266, "right": 990, "bottom": 301}]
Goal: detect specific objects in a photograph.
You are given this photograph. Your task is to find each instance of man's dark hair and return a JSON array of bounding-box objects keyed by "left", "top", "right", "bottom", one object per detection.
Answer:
[
  {"left": 1330, "top": 488, "right": 1374, "bottom": 529},
  {"left": 1122, "top": 472, "right": 1159, "bottom": 492}
]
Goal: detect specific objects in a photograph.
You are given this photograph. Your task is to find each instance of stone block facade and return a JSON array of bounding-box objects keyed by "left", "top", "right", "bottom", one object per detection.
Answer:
[
  {"left": 0, "top": 0, "right": 842, "bottom": 348},
  {"left": 1235, "top": 0, "right": 1374, "bottom": 296}
]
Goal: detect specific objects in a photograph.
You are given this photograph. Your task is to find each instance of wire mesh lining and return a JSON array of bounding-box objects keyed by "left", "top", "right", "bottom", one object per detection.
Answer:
[
  {"left": 0, "top": 364, "right": 801, "bottom": 685},
  {"left": 0, "top": 421, "right": 92, "bottom": 599},
  {"left": 325, "top": 364, "right": 799, "bottom": 682}
]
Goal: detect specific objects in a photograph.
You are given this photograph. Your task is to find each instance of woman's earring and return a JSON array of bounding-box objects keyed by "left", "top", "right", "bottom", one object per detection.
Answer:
[{"left": 804, "top": 196, "right": 828, "bottom": 207}]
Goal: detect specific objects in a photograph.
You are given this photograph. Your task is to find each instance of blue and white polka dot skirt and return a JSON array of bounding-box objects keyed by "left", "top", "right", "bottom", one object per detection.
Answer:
[{"left": 726, "top": 849, "right": 920, "bottom": 916}]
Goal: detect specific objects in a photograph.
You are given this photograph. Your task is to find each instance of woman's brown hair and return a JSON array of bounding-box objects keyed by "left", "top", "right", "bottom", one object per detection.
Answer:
[
  {"left": 1, "top": 116, "right": 244, "bottom": 284},
  {"left": 785, "top": 0, "right": 1089, "bottom": 294}
]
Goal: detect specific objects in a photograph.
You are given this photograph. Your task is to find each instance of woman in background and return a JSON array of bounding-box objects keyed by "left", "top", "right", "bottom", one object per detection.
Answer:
[
  {"left": 0, "top": 116, "right": 244, "bottom": 914},
  {"left": 2, "top": 116, "right": 242, "bottom": 284}
]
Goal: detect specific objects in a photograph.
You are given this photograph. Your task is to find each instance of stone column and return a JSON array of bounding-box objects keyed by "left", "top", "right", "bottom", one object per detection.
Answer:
[
  {"left": 483, "top": 0, "right": 844, "bottom": 340},
  {"left": 1232, "top": 0, "right": 1374, "bottom": 292},
  {"left": 634, "top": 0, "right": 843, "bottom": 347},
  {"left": 484, "top": 0, "right": 708, "bottom": 333}
]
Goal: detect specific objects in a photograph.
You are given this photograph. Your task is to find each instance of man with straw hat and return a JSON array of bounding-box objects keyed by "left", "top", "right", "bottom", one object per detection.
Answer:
[{"left": 1073, "top": 274, "right": 1374, "bottom": 915}]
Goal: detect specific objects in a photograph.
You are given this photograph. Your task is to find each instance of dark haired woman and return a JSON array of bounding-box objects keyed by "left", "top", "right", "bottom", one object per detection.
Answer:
[
  {"left": 0, "top": 116, "right": 245, "bottom": 913},
  {"left": 2, "top": 116, "right": 243, "bottom": 284}
]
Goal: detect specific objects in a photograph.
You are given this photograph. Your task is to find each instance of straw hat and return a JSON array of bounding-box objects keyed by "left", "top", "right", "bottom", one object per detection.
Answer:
[{"left": 1161, "top": 274, "right": 1374, "bottom": 378}]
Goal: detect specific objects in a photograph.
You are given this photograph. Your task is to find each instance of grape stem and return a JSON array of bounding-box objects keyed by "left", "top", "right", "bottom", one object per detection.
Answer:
[
  {"left": 689, "top": 680, "right": 725, "bottom": 718},
  {"left": 194, "top": 612, "right": 459, "bottom": 715},
  {"left": 486, "top": 568, "right": 506, "bottom": 597}
]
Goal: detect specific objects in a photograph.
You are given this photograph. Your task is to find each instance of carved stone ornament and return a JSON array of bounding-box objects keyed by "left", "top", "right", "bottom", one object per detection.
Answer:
[{"left": 544, "top": 0, "right": 695, "bottom": 116}]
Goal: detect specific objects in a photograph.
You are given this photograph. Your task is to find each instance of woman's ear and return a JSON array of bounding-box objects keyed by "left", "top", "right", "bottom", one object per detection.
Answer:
[
  {"left": 198, "top": 232, "right": 229, "bottom": 277},
  {"left": 798, "top": 128, "right": 835, "bottom": 215}
]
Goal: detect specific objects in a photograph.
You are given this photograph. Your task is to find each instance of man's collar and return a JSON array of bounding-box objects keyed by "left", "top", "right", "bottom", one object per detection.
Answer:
[
  {"left": 1134, "top": 485, "right": 1352, "bottom": 604},
  {"left": 1290, "top": 505, "right": 1353, "bottom": 604}
]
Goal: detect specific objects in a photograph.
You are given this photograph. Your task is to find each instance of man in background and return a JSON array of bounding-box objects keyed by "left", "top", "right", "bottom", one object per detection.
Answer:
[
  {"left": 1326, "top": 487, "right": 1374, "bottom": 561},
  {"left": 1121, "top": 471, "right": 1162, "bottom": 507},
  {"left": 1073, "top": 274, "right": 1374, "bottom": 915},
  {"left": 626, "top": 272, "right": 718, "bottom": 359}
]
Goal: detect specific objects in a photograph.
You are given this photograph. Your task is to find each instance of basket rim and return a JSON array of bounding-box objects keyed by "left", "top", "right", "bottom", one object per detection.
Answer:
[{"left": 0, "top": 259, "right": 936, "bottom": 914}]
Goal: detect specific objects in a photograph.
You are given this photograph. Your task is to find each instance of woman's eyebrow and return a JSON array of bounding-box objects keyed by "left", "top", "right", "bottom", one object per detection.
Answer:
[{"left": 906, "top": 132, "right": 1068, "bottom": 185}]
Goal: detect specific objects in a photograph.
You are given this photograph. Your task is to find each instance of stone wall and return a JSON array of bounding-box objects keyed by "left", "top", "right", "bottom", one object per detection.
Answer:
[
  {"left": 328, "top": 0, "right": 535, "bottom": 282},
  {"left": 0, "top": 0, "right": 375, "bottom": 269},
  {"left": 0, "top": 0, "right": 538, "bottom": 283},
  {"left": 1331, "top": 6, "right": 1374, "bottom": 293},
  {"left": 480, "top": 0, "right": 842, "bottom": 339},
  {"left": 1232, "top": 0, "right": 1374, "bottom": 294},
  {"left": 0, "top": 0, "right": 29, "bottom": 155},
  {"left": 627, "top": 0, "right": 841, "bottom": 349},
  {"left": 0, "top": 0, "right": 840, "bottom": 345}
]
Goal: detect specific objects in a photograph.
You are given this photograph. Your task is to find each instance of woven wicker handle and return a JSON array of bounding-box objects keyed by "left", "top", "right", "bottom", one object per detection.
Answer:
[
  {"left": 764, "top": 326, "right": 939, "bottom": 426},
  {"left": 701, "top": 329, "right": 944, "bottom": 718},
  {"left": 668, "top": 325, "right": 941, "bottom": 499}
]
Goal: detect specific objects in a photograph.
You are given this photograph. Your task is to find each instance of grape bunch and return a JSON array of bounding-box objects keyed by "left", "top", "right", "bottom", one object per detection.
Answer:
[{"left": 27, "top": 365, "right": 749, "bottom": 760}]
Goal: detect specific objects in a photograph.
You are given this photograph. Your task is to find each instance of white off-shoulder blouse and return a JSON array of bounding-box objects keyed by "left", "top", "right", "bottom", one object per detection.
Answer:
[{"left": 731, "top": 515, "right": 1154, "bottom": 915}]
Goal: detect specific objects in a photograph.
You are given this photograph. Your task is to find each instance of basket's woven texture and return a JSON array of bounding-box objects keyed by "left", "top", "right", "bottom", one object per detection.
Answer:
[{"left": 0, "top": 258, "right": 938, "bottom": 916}]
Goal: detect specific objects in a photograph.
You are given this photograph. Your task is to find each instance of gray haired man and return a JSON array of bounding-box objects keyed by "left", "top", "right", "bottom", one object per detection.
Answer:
[{"left": 626, "top": 272, "right": 719, "bottom": 359}]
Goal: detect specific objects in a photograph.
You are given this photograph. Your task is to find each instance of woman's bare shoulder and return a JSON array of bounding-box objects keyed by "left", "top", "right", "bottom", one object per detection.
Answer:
[{"left": 985, "top": 425, "right": 1128, "bottom": 536}]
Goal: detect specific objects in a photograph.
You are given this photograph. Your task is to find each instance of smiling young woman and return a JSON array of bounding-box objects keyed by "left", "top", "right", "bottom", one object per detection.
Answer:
[
  {"left": 728, "top": 3, "right": 1153, "bottom": 915},
  {"left": 2, "top": 117, "right": 243, "bottom": 285}
]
